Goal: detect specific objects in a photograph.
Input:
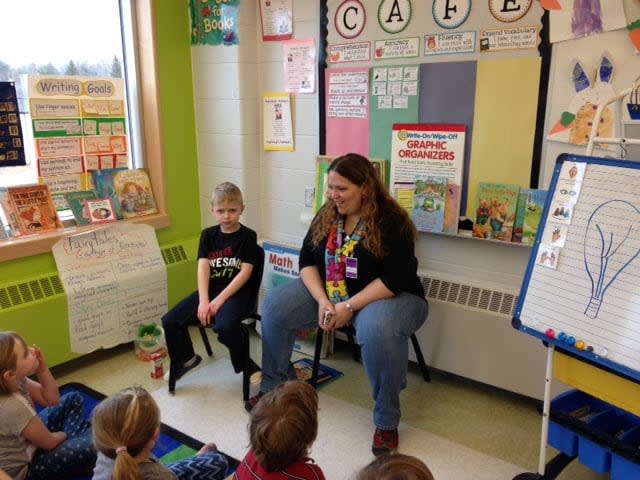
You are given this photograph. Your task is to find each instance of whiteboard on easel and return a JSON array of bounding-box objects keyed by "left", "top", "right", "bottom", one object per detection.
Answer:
[{"left": 513, "top": 153, "right": 640, "bottom": 381}]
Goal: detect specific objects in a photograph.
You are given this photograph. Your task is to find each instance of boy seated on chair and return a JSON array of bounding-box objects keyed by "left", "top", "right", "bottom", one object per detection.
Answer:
[{"left": 162, "top": 182, "right": 261, "bottom": 387}]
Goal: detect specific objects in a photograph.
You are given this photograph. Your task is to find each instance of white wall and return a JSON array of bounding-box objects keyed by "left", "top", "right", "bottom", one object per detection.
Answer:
[{"left": 191, "top": 2, "right": 640, "bottom": 396}]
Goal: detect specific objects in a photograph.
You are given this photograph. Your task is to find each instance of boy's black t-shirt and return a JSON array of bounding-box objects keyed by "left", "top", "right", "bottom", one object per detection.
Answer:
[{"left": 198, "top": 224, "right": 258, "bottom": 298}]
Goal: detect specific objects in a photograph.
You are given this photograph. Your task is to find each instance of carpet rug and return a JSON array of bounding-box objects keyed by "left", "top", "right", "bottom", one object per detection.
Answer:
[
  {"left": 52, "top": 382, "right": 239, "bottom": 479},
  {"left": 152, "top": 358, "right": 526, "bottom": 480}
]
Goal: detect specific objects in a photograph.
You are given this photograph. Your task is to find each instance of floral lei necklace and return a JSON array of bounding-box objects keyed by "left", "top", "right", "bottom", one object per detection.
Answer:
[{"left": 325, "top": 216, "right": 365, "bottom": 303}]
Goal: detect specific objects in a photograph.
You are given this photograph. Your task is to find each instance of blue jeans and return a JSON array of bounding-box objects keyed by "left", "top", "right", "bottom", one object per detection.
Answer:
[
  {"left": 259, "top": 278, "right": 428, "bottom": 429},
  {"left": 162, "top": 289, "right": 254, "bottom": 373},
  {"left": 27, "top": 392, "right": 96, "bottom": 480}
]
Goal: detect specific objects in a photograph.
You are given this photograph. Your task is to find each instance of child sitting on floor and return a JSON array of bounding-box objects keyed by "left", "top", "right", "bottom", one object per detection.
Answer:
[
  {"left": 91, "top": 385, "right": 228, "bottom": 480},
  {"left": 0, "top": 331, "right": 95, "bottom": 480},
  {"left": 234, "top": 380, "right": 325, "bottom": 479},
  {"left": 357, "top": 453, "right": 435, "bottom": 480}
]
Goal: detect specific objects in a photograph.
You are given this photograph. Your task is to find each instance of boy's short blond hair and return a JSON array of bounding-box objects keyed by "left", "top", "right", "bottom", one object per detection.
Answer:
[{"left": 211, "top": 182, "right": 243, "bottom": 207}]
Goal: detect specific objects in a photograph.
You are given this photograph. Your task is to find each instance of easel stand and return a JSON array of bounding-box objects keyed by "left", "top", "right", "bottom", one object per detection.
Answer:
[{"left": 513, "top": 345, "right": 577, "bottom": 480}]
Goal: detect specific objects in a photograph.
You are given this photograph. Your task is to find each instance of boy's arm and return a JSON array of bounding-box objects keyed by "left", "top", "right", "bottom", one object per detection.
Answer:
[
  {"left": 21, "top": 415, "right": 67, "bottom": 450},
  {"left": 197, "top": 258, "right": 212, "bottom": 326},
  {"left": 24, "top": 347, "right": 60, "bottom": 407},
  {"left": 208, "top": 262, "right": 254, "bottom": 317}
]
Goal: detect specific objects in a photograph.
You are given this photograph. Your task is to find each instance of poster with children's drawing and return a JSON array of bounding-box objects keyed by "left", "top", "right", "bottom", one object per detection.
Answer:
[
  {"left": 547, "top": 54, "right": 617, "bottom": 148},
  {"left": 514, "top": 154, "right": 640, "bottom": 381},
  {"left": 548, "top": 0, "right": 626, "bottom": 44}
]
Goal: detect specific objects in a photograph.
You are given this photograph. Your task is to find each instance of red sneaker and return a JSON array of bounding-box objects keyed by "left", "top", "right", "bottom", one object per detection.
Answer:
[
  {"left": 244, "top": 391, "right": 266, "bottom": 413},
  {"left": 372, "top": 428, "right": 398, "bottom": 456}
]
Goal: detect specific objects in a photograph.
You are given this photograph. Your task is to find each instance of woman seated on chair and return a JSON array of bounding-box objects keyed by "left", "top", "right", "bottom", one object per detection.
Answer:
[{"left": 247, "top": 153, "right": 428, "bottom": 457}]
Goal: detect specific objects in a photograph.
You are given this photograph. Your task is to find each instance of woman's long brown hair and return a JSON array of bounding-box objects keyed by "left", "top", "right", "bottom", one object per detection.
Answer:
[{"left": 311, "top": 153, "right": 416, "bottom": 257}]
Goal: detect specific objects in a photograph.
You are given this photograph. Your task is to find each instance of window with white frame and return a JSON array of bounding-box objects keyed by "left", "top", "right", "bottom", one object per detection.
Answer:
[{"left": 0, "top": 0, "right": 169, "bottom": 262}]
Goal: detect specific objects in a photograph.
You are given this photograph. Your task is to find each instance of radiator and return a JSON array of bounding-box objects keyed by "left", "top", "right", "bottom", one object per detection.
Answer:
[{"left": 414, "top": 271, "right": 549, "bottom": 400}]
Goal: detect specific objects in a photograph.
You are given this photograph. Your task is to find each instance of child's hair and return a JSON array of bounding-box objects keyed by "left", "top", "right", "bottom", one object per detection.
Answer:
[
  {"left": 249, "top": 380, "right": 319, "bottom": 472},
  {"left": 92, "top": 386, "right": 160, "bottom": 480},
  {"left": 0, "top": 331, "right": 27, "bottom": 395},
  {"left": 211, "top": 182, "right": 243, "bottom": 207},
  {"left": 357, "top": 454, "right": 435, "bottom": 480}
]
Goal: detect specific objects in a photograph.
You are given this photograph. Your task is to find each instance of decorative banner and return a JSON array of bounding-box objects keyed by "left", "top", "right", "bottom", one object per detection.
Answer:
[
  {"left": 424, "top": 31, "right": 476, "bottom": 56},
  {"left": 190, "top": 0, "right": 240, "bottom": 46},
  {"left": 334, "top": 0, "right": 366, "bottom": 39},
  {"left": 263, "top": 92, "right": 294, "bottom": 151},
  {"left": 328, "top": 41, "right": 371, "bottom": 63},
  {"left": 283, "top": 38, "right": 316, "bottom": 93},
  {"left": 260, "top": 0, "right": 293, "bottom": 41},
  {"left": 373, "top": 37, "right": 420, "bottom": 60},
  {"left": 378, "top": 0, "right": 412, "bottom": 34},
  {"left": 479, "top": 25, "right": 540, "bottom": 52},
  {"left": 53, "top": 223, "right": 167, "bottom": 353},
  {"left": 0, "top": 82, "right": 26, "bottom": 167},
  {"left": 432, "top": 0, "right": 471, "bottom": 29}
]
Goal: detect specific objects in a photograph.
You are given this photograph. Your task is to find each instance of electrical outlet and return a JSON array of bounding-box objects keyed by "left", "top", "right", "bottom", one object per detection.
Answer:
[{"left": 304, "top": 186, "right": 315, "bottom": 207}]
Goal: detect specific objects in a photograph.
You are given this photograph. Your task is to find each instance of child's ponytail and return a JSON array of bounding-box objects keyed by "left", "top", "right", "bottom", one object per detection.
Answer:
[{"left": 92, "top": 386, "right": 161, "bottom": 480}]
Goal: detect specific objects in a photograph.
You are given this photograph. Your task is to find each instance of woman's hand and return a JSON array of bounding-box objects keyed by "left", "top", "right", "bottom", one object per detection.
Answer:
[{"left": 319, "top": 301, "right": 353, "bottom": 330}]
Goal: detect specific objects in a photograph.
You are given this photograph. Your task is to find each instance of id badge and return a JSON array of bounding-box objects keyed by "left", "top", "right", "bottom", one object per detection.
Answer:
[{"left": 345, "top": 257, "right": 358, "bottom": 279}]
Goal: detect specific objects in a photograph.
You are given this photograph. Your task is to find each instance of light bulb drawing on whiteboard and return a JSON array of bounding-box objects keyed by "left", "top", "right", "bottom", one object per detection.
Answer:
[{"left": 583, "top": 200, "right": 640, "bottom": 318}]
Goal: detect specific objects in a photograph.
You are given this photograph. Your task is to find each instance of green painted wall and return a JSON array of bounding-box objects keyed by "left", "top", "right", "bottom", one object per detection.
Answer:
[{"left": 0, "top": 1, "right": 202, "bottom": 365}]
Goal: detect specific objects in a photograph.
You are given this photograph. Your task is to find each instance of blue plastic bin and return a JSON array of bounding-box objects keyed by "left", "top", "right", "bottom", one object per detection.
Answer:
[
  {"left": 611, "top": 425, "right": 640, "bottom": 480},
  {"left": 548, "top": 389, "right": 610, "bottom": 456},
  {"left": 579, "top": 409, "right": 640, "bottom": 473}
]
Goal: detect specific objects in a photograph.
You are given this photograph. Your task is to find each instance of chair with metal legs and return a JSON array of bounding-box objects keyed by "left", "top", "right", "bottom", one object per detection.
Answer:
[
  {"left": 309, "top": 324, "right": 431, "bottom": 387},
  {"left": 168, "top": 246, "right": 264, "bottom": 401}
]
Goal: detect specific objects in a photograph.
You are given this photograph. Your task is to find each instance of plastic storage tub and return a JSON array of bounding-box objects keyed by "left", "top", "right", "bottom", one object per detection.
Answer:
[{"left": 548, "top": 389, "right": 610, "bottom": 456}]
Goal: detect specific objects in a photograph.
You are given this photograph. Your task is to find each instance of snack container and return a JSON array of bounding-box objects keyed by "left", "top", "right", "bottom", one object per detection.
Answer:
[{"left": 150, "top": 352, "right": 164, "bottom": 379}]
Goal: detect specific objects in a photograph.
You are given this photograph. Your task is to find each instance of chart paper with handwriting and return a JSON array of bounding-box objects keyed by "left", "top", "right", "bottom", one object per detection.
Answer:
[{"left": 53, "top": 223, "right": 167, "bottom": 353}]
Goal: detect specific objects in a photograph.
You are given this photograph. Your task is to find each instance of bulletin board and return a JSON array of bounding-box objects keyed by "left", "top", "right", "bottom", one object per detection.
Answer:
[
  {"left": 321, "top": 0, "right": 545, "bottom": 216},
  {"left": 513, "top": 154, "right": 640, "bottom": 382}
]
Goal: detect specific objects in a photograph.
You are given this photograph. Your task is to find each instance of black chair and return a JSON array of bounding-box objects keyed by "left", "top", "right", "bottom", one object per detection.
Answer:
[
  {"left": 168, "top": 245, "right": 264, "bottom": 402},
  {"left": 309, "top": 324, "right": 431, "bottom": 387}
]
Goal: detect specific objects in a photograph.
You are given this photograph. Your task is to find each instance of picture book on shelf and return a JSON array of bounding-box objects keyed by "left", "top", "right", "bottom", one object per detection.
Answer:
[
  {"left": 91, "top": 168, "right": 127, "bottom": 219},
  {"left": 444, "top": 183, "right": 460, "bottom": 234},
  {"left": 86, "top": 197, "right": 118, "bottom": 224},
  {"left": 112, "top": 168, "right": 157, "bottom": 218},
  {"left": 512, "top": 188, "right": 548, "bottom": 245},
  {"left": 412, "top": 176, "right": 447, "bottom": 233},
  {"left": 65, "top": 190, "right": 97, "bottom": 226},
  {"left": 7, "top": 184, "right": 61, "bottom": 235},
  {"left": 472, "top": 182, "right": 520, "bottom": 242}
]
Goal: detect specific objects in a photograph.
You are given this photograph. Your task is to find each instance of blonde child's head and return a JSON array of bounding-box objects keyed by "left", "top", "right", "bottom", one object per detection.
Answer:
[
  {"left": 92, "top": 386, "right": 160, "bottom": 480},
  {"left": 211, "top": 182, "right": 243, "bottom": 208},
  {"left": 357, "top": 453, "right": 435, "bottom": 480},
  {"left": 249, "top": 380, "right": 319, "bottom": 472},
  {"left": 0, "top": 331, "right": 29, "bottom": 394}
]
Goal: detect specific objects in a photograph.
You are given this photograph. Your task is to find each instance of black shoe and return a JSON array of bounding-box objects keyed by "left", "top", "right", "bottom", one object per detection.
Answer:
[
  {"left": 244, "top": 391, "right": 266, "bottom": 413},
  {"left": 174, "top": 354, "right": 202, "bottom": 381}
]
